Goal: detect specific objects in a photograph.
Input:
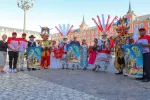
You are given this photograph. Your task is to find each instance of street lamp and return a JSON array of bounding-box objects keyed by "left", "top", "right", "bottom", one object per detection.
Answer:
[{"left": 17, "top": 0, "right": 35, "bottom": 33}]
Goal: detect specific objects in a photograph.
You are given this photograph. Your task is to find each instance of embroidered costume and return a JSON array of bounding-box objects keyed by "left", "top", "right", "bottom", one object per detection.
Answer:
[
  {"left": 92, "top": 14, "right": 117, "bottom": 71},
  {"left": 88, "top": 39, "right": 98, "bottom": 65},
  {"left": 80, "top": 44, "right": 88, "bottom": 69},
  {"left": 113, "top": 17, "right": 133, "bottom": 74},
  {"left": 50, "top": 42, "right": 60, "bottom": 69},
  {"left": 55, "top": 24, "right": 74, "bottom": 69},
  {"left": 40, "top": 26, "right": 52, "bottom": 69}
]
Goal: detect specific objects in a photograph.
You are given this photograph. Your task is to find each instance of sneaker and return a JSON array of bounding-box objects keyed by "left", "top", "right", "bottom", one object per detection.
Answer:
[
  {"left": 104, "top": 66, "right": 108, "bottom": 72},
  {"left": 104, "top": 69, "right": 108, "bottom": 72},
  {"left": 83, "top": 67, "right": 87, "bottom": 70},
  {"left": 8, "top": 69, "right": 12, "bottom": 73},
  {"left": 13, "top": 69, "right": 17, "bottom": 73},
  {"left": 142, "top": 79, "right": 150, "bottom": 82}
]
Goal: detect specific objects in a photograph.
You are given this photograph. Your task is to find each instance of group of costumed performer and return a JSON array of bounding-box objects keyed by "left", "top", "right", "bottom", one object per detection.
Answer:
[
  {"left": 39, "top": 26, "right": 52, "bottom": 69},
  {"left": 55, "top": 24, "right": 74, "bottom": 69},
  {"left": 92, "top": 14, "right": 117, "bottom": 71},
  {"left": 113, "top": 17, "right": 134, "bottom": 75}
]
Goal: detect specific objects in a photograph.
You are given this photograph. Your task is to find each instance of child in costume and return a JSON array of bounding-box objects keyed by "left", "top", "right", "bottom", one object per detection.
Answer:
[
  {"left": 40, "top": 26, "right": 52, "bottom": 69},
  {"left": 55, "top": 24, "right": 74, "bottom": 69},
  {"left": 92, "top": 14, "right": 117, "bottom": 71}
]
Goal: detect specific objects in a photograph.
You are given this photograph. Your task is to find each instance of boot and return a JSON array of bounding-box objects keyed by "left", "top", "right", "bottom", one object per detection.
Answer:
[
  {"left": 66, "top": 64, "right": 69, "bottom": 69},
  {"left": 115, "top": 71, "right": 123, "bottom": 75},
  {"left": 92, "top": 66, "right": 97, "bottom": 71},
  {"left": 72, "top": 64, "right": 75, "bottom": 70},
  {"left": 62, "top": 64, "right": 64, "bottom": 69}
]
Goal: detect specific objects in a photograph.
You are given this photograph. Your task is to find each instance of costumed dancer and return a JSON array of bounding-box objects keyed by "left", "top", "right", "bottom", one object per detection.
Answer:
[
  {"left": 50, "top": 40, "right": 60, "bottom": 69},
  {"left": 80, "top": 39, "right": 88, "bottom": 70},
  {"left": 92, "top": 14, "right": 117, "bottom": 71},
  {"left": 55, "top": 24, "right": 73, "bottom": 69},
  {"left": 134, "top": 28, "right": 150, "bottom": 82},
  {"left": 40, "top": 26, "right": 52, "bottom": 69},
  {"left": 113, "top": 17, "right": 134, "bottom": 75}
]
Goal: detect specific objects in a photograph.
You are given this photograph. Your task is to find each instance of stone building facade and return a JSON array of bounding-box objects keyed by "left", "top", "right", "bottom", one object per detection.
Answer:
[{"left": 52, "top": 2, "right": 150, "bottom": 46}]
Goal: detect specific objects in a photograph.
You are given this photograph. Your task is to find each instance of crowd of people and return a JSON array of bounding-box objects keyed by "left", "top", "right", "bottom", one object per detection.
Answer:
[{"left": 0, "top": 16, "right": 150, "bottom": 83}]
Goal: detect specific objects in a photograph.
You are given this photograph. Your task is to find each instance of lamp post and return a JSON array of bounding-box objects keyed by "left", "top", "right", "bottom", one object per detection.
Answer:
[{"left": 17, "top": 0, "right": 35, "bottom": 33}]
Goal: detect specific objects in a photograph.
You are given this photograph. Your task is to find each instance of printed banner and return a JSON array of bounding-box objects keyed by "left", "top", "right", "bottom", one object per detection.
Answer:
[
  {"left": 27, "top": 47, "right": 42, "bottom": 68},
  {"left": 122, "top": 44, "right": 143, "bottom": 78},
  {"left": 67, "top": 43, "right": 80, "bottom": 63}
]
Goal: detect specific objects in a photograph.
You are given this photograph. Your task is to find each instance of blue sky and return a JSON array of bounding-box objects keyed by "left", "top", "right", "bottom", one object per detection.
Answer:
[{"left": 0, "top": 0, "right": 150, "bottom": 33}]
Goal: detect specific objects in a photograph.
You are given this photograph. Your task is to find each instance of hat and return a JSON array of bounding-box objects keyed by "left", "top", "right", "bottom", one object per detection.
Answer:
[
  {"left": 139, "top": 28, "right": 146, "bottom": 31},
  {"left": 55, "top": 24, "right": 74, "bottom": 39},
  {"left": 101, "top": 32, "right": 107, "bottom": 36},
  {"left": 29, "top": 35, "right": 35, "bottom": 38},
  {"left": 63, "top": 36, "right": 68, "bottom": 39},
  {"left": 22, "top": 33, "right": 26, "bottom": 36},
  {"left": 12, "top": 32, "right": 17, "bottom": 35},
  {"left": 115, "top": 17, "right": 130, "bottom": 34}
]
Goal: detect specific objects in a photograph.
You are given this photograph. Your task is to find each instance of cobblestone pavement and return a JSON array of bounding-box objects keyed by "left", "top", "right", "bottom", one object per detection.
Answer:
[
  {"left": 24, "top": 69, "right": 150, "bottom": 100},
  {"left": 0, "top": 72, "right": 100, "bottom": 100}
]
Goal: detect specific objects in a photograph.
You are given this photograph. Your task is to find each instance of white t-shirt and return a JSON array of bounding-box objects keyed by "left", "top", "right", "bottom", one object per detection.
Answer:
[{"left": 136, "top": 39, "right": 149, "bottom": 53}]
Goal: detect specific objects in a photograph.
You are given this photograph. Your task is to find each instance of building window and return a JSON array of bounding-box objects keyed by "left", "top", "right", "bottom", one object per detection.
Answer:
[
  {"left": 148, "top": 30, "right": 150, "bottom": 35},
  {"left": 140, "top": 23, "right": 144, "bottom": 28},
  {"left": 148, "top": 22, "right": 150, "bottom": 27}
]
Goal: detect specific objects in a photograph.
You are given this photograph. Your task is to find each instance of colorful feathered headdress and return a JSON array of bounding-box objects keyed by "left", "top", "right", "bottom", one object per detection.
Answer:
[
  {"left": 92, "top": 14, "right": 118, "bottom": 35},
  {"left": 55, "top": 24, "right": 74, "bottom": 39},
  {"left": 40, "top": 26, "right": 53, "bottom": 38},
  {"left": 116, "top": 17, "right": 130, "bottom": 35}
]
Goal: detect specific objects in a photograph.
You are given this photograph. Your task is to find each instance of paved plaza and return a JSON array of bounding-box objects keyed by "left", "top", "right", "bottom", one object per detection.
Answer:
[{"left": 0, "top": 66, "right": 150, "bottom": 100}]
